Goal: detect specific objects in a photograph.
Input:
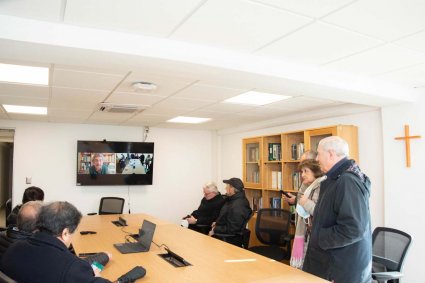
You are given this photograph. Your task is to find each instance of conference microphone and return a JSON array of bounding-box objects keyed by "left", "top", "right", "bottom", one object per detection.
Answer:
[{"left": 116, "top": 266, "right": 146, "bottom": 283}]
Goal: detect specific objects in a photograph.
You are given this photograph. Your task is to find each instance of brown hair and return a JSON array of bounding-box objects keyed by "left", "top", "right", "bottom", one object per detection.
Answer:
[{"left": 298, "top": 159, "right": 323, "bottom": 178}]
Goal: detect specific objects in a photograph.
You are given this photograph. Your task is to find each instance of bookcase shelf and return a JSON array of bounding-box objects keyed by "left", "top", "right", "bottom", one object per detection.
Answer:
[{"left": 243, "top": 125, "right": 358, "bottom": 247}]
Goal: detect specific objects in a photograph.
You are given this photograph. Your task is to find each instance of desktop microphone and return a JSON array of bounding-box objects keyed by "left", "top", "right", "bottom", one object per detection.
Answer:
[{"left": 116, "top": 266, "right": 146, "bottom": 283}]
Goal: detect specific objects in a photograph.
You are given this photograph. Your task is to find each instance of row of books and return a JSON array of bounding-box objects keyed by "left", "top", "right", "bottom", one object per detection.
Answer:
[
  {"left": 291, "top": 142, "right": 305, "bottom": 160},
  {"left": 292, "top": 172, "right": 301, "bottom": 190},
  {"left": 268, "top": 143, "right": 281, "bottom": 161},
  {"left": 251, "top": 197, "right": 283, "bottom": 211},
  {"left": 248, "top": 171, "right": 260, "bottom": 183},
  {"left": 248, "top": 147, "right": 260, "bottom": 162},
  {"left": 270, "top": 171, "right": 282, "bottom": 190}
]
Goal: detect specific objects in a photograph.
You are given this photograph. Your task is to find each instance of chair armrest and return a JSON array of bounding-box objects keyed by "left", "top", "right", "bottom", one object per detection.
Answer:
[
  {"left": 87, "top": 213, "right": 98, "bottom": 216},
  {"left": 372, "top": 271, "right": 403, "bottom": 282}
]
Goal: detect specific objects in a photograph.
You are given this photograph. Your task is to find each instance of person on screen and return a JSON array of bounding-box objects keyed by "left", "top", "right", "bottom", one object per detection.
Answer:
[
  {"left": 0, "top": 201, "right": 112, "bottom": 282},
  {"left": 89, "top": 153, "right": 109, "bottom": 175},
  {"left": 7, "top": 186, "right": 44, "bottom": 226}
]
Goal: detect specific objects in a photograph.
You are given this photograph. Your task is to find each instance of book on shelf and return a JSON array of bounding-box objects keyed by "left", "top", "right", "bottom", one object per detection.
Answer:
[
  {"left": 249, "top": 147, "right": 260, "bottom": 162},
  {"left": 270, "top": 171, "right": 283, "bottom": 190},
  {"left": 270, "top": 197, "right": 282, "bottom": 209},
  {"left": 292, "top": 171, "right": 301, "bottom": 190},
  {"left": 290, "top": 142, "right": 305, "bottom": 160},
  {"left": 268, "top": 143, "right": 281, "bottom": 161}
]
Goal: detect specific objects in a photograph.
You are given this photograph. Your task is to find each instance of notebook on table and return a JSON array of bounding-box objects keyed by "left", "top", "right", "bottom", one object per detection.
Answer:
[{"left": 114, "top": 219, "right": 156, "bottom": 254}]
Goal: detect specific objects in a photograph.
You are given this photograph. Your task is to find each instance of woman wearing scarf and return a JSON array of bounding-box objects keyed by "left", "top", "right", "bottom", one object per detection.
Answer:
[{"left": 289, "top": 159, "right": 325, "bottom": 269}]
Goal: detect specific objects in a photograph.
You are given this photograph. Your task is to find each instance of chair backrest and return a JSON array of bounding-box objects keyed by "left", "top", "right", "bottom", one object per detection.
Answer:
[
  {"left": 255, "top": 208, "right": 291, "bottom": 246},
  {"left": 0, "top": 271, "right": 17, "bottom": 283},
  {"left": 5, "top": 198, "right": 12, "bottom": 219},
  {"left": 372, "top": 227, "right": 412, "bottom": 273},
  {"left": 99, "top": 197, "right": 125, "bottom": 215}
]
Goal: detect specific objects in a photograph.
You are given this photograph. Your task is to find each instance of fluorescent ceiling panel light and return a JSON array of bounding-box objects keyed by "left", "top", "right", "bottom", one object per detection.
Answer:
[
  {"left": 167, "top": 116, "right": 211, "bottom": 124},
  {"left": 3, "top": 104, "right": 47, "bottom": 115},
  {"left": 224, "top": 91, "right": 291, "bottom": 106},
  {"left": 0, "top": 63, "right": 49, "bottom": 85}
]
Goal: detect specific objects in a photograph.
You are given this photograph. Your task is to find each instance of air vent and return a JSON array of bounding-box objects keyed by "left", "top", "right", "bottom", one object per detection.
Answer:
[{"left": 97, "top": 103, "right": 147, "bottom": 114}]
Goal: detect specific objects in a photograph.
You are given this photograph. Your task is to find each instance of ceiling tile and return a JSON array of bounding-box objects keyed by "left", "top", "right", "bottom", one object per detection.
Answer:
[
  {"left": 183, "top": 110, "right": 232, "bottom": 119},
  {"left": 117, "top": 72, "right": 196, "bottom": 97},
  {"left": 0, "top": 83, "right": 49, "bottom": 99},
  {"left": 377, "top": 63, "right": 425, "bottom": 88},
  {"left": 239, "top": 106, "right": 297, "bottom": 118},
  {"left": 64, "top": 0, "right": 204, "bottom": 37},
  {"left": 52, "top": 68, "right": 125, "bottom": 91},
  {"left": 0, "top": 0, "right": 63, "bottom": 21},
  {"left": 202, "top": 102, "right": 257, "bottom": 113},
  {"left": 266, "top": 96, "right": 337, "bottom": 109},
  {"left": 173, "top": 83, "right": 246, "bottom": 101},
  {"left": 151, "top": 97, "right": 213, "bottom": 110},
  {"left": 258, "top": 22, "right": 382, "bottom": 65},
  {"left": 323, "top": 44, "right": 425, "bottom": 76},
  {"left": 254, "top": 0, "right": 354, "bottom": 18},
  {"left": 0, "top": 96, "right": 48, "bottom": 107},
  {"left": 142, "top": 107, "right": 188, "bottom": 116},
  {"left": 323, "top": 0, "right": 425, "bottom": 41},
  {"left": 394, "top": 30, "right": 425, "bottom": 53},
  {"left": 87, "top": 111, "right": 134, "bottom": 124},
  {"left": 106, "top": 92, "right": 166, "bottom": 106},
  {"left": 7, "top": 113, "right": 48, "bottom": 122},
  {"left": 50, "top": 87, "right": 108, "bottom": 110},
  {"left": 171, "top": 0, "right": 311, "bottom": 51}
]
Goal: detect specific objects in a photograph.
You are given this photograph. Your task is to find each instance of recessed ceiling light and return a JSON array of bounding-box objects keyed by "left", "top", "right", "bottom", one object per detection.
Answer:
[
  {"left": 224, "top": 91, "right": 291, "bottom": 106},
  {"left": 0, "top": 63, "right": 49, "bottom": 85},
  {"left": 2, "top": 104, "right": 47, "bottom": 115},
  {"left": 167, "top": 116, "right": 211, "bottom": 124}
]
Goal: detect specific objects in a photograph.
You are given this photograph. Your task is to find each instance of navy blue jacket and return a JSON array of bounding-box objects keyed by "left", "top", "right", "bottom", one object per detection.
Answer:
[
  {"left": 303, "top": 159, "right": 372, "bottom": 283},
  {"left": 0, "top": 231, "right": 111, "bottom": 283}
]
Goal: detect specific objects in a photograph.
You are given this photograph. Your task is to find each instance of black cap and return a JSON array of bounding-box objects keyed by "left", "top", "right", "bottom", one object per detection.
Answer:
[{"left": 223, "top": 178, "right": 244, "bottom": 191}]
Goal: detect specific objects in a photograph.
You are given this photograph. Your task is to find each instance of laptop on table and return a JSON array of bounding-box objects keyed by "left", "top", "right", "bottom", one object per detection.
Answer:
[{"left": 114, "top": 219, "right": 156, "bottom": 254}]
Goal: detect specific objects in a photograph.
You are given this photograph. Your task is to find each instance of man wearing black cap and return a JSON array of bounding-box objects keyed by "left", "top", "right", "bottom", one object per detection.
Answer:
[{"left": 209, "top": 178, "right": 252, "bottom": 247}]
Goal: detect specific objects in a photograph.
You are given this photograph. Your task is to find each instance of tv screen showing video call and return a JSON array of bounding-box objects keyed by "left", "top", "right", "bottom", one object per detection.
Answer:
[{"left": 76, "top": 140, "right": 154, "bottom": 186}]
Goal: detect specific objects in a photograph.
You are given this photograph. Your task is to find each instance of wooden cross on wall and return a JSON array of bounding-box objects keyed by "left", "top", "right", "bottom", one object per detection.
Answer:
[{"left": 395, "top": 125, "right": 421, "bottom": 167}]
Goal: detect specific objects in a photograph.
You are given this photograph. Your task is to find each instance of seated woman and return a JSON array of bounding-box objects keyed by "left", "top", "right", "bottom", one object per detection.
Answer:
[
  {"left": 6, "top": 186, "right": 44, "bottom": 227},
  {"left": 286, "top": 159, "right": 325, "bottom": 269},
  {"left": 183, "top": 182, "right": 225, "bottom": 234}
]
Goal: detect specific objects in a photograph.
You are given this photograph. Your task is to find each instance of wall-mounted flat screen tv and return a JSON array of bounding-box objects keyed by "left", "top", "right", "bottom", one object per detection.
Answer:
[{"left": 77, "top": 140, "right": 154, "bottom": 186}]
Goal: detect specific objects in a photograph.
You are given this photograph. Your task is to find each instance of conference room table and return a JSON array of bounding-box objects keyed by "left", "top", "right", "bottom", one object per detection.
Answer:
[{"left": 73, "top": 214, "right": 328, "bottom": 283}]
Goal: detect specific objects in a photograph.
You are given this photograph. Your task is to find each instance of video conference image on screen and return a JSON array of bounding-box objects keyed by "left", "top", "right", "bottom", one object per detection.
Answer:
[{"left": 78, "top": 152, "right": 153, "bottom": 175}]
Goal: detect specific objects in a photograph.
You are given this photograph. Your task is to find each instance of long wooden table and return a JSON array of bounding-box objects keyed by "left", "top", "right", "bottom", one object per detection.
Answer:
[{"left": 73, "top": 214, "right": 328, "bottom": 283}]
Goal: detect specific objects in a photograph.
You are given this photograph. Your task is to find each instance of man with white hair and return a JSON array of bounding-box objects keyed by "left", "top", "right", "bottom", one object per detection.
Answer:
[
  {"left": 183, "top": 182, "right": 225, "bottom": 233},
  {"left": 302, "top": 136, "right": 372, "bottom": 283}
]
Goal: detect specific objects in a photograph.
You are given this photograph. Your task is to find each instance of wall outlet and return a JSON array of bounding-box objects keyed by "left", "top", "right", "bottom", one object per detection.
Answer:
[{"left": 26, "top": 177, "right": 32, "bottom": 184}]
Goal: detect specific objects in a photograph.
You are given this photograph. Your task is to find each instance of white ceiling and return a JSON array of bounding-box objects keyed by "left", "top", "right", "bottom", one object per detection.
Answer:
[{"left": 1, "top": 0, "right": 424, "bottom": 132}]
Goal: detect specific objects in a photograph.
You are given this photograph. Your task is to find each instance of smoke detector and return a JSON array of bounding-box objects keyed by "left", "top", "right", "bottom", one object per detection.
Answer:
[
  {"left": 132, "top": 81, "right": 157, "bottom": 93},
  {"left": 97, "top": 102, "right": 148, "bottom": 114}
]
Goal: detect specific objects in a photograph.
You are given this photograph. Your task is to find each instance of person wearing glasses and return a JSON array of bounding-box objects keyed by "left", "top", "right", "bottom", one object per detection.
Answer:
[{"left": 182, "top": 182, "right": 225, "bottom": 233}]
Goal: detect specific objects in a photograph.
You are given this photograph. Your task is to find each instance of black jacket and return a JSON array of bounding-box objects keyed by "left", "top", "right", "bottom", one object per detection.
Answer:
[
  {"left": 214, "top": 191, "right": 252, "bottom": 235},
  {"left": 191, "top": 193, "right": 225, "bottom": 226},
  {"left": 0, "top": 231, "right": 111, "bottom": 283},
  {"left": 0, "top": 227, "right": 31, "bottom": 263},
  {"left": 6, "top": 205, "right": 21, "bottom": 227},
  {"left": 303, "top": 158, "right": 372, "bottom": 283}
]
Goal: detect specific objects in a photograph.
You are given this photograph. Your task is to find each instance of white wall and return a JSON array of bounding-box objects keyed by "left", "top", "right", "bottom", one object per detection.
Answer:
[
  {"left": 382, "top": 98, "right": 425, "bottom": 283},
  {"left": 218, "top": 109, "right": 384, "bottom": 229},
  {"left": 0, "top": 120, "right": 215, "bottom": 224}
]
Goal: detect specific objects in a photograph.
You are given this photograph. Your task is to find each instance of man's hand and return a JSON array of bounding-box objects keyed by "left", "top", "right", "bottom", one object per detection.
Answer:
[{"left": 187, "top": 215, "right": 197, "bottom": 225}]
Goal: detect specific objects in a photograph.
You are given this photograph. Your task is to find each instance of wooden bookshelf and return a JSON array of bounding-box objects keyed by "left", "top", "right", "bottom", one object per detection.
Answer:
[{"left": 243, "top": 125, "right": 358, "bottom": 247}]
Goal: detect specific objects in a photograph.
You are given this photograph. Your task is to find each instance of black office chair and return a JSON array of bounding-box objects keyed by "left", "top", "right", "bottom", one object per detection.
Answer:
[
  {"left": 372, "top": 227, "right": 412, "bottom": 283},
  {"left": 5, "top": 198, "right": 12, "bottom": 226},
  {"left": 89, "top": 197, "right": 125, "bottom": 215},
  {"left": 0, "top": 271, "right": 17, "bottom": 283},
  {"left": 248, "top": 208, "right": 292, "bottom": 261},
  {"left": 214, "top": 212, "right": 252, "bottom": 249}
]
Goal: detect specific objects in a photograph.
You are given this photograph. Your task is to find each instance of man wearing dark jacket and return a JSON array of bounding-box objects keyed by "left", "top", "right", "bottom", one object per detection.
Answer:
[
  {"left": 184, "top": 182, "right": 225, "bottom": 233},
  {"left": 0, "top": 201, "right": 112, "bottom": 283},
  {"left": 209, "top": 178, "right": 252, "bottom": 246},
  {"left": 303, "top": 136, "right": 372, "bottom": 283}
]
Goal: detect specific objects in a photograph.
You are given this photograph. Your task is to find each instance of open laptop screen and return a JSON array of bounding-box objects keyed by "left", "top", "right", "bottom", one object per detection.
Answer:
[{"left": 139, "top": 219, "right": 156, "bottom": 249}]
